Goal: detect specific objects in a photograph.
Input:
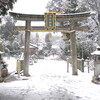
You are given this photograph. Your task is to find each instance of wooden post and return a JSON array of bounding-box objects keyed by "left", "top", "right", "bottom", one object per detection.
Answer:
[
  {"left": 87, "top": 60, "right": 89, "bottom": 73},
  {"left": 70, "top": 32, "right": 78, "bottom": 75},
  {"left": 0, "top": 68, "right": 1, "bottom": 78},
  {"left": 67, "top": 57, "right": 69, "bottom": 73},
  {"left": 23, "top": 20, "right": 31, "bottom": 76},
  {"left": 17, "top": 60, "right": 20, "bottom": 78}
]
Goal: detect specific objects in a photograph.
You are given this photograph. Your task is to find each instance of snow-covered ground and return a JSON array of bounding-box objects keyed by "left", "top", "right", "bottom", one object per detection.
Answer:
[{"left": 0, "top": 56, "right": 100, "bottom": 100}]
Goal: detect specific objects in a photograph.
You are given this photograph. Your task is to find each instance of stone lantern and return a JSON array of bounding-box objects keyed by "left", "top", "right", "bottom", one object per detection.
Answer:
[{"left": 91, "top": 46, "right": 100, "bottom": 83}]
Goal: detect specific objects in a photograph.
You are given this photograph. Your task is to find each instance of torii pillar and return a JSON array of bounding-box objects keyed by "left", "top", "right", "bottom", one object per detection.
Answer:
[
  {"left": 70, "top": 31, "right": 78, "bottom": 75},
  {"left": 24, "top": 20, "right": 31, "bottom": 76}
]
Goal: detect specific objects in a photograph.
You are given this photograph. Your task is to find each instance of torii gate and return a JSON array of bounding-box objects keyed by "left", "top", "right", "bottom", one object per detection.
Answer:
[{"left": 10, "top": 12, "right": 91, "bottom": 76}]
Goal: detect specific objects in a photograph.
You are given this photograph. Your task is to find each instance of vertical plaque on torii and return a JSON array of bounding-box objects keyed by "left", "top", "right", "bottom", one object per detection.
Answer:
[{"left": 44, "top": 12, "right": 56, "bottom": 30}]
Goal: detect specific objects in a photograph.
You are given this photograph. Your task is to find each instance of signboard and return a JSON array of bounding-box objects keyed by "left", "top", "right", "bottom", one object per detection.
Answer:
[{"left": 44, "top": 12, "right": 56, "bottom": 30}]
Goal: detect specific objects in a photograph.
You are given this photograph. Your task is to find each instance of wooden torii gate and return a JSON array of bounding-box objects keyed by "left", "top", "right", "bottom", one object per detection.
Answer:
[{"left": 10, "top": 12, "right": 90, "bottom": 76}]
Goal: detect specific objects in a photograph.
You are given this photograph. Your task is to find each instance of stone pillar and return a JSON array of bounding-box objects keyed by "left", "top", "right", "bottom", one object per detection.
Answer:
[
  {"left": 23, "top": 20, "right": 31, "bottom": 76},
  {"left": 70, "top": 32, "right": 78, "bottom": 75}
]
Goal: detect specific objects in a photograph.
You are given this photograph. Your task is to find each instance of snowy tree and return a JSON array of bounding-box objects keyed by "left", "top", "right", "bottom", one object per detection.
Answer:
[
  {"left": 86, "top": 0, "right": 100, "bottom": 46},
  {"left": 46, "top": 0, "right": 63, "bottom": 13},
  {"left": 0, "top": 0, "right": 17, "bottom": 22},
  {"left": 46, "top": 0, "right": 91, "bottom": 59},
  {"left": 43, "top": 33, "right": 52, "bottom": 56},
  {"left": 77, "top": 32, "right": 96, "bottom": 59},
  {"left": 46, "top": 0, "right": 89, "bottom": 14},
  {"left": 62, "top": 0, "right": 89, "bottom": 13},
  {"left": 0, "top": 16, "right": 19, "bottom": 40},
  {"left": 0, "top": 16, "right": 20, "bottom": 54}
]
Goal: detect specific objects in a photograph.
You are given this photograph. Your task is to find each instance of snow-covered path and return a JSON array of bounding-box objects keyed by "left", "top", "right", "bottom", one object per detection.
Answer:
[{"left": 0, "top": 56, "right": 100, "bottom": 100}]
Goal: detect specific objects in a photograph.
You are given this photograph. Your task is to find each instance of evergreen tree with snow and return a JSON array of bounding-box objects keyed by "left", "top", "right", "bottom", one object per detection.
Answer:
[
  {"left": 46, "top": 0, "right": 63, "bottom": 13},
  {"left": 0, "top": 0, "right": 17, "bottom": 23},
  {"left": 0, "top": 16, "right": 20, "bottom": 54},
  {"left": 86, "top": 0, "right": 100, "bottom": 46}
]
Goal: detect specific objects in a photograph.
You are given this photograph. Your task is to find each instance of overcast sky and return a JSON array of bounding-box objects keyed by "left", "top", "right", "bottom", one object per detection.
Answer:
[
  {"left": 11, "top": 0, "right": 50, "bottom": 26},
  {"left": 12, "top": 0, "right": 49, "bottom": 14}
]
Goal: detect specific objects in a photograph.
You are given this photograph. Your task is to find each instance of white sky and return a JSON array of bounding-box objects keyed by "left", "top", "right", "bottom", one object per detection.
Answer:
[
  {"left": 10, "top": 0, "right": 50, "bottom": 29},
  {"left": 12, "top": 0, "right": 50, "bottom": 14}
]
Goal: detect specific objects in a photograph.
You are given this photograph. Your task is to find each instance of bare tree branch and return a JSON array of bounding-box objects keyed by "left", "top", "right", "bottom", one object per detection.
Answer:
[
  {"left": 86, "top": 0, "right": 99, "bottom": 25},
  {"left": 92, "top": 17, "right": 99, "bottom": 26}
]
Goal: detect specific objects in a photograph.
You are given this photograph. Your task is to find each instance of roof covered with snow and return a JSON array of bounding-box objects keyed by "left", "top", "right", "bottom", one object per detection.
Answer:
[
  {"left": 91, "top": 50, "right": 100, "bottom": 55},
  {"left": 91, "top": 46, "right": 100, "bottom": 55}
]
